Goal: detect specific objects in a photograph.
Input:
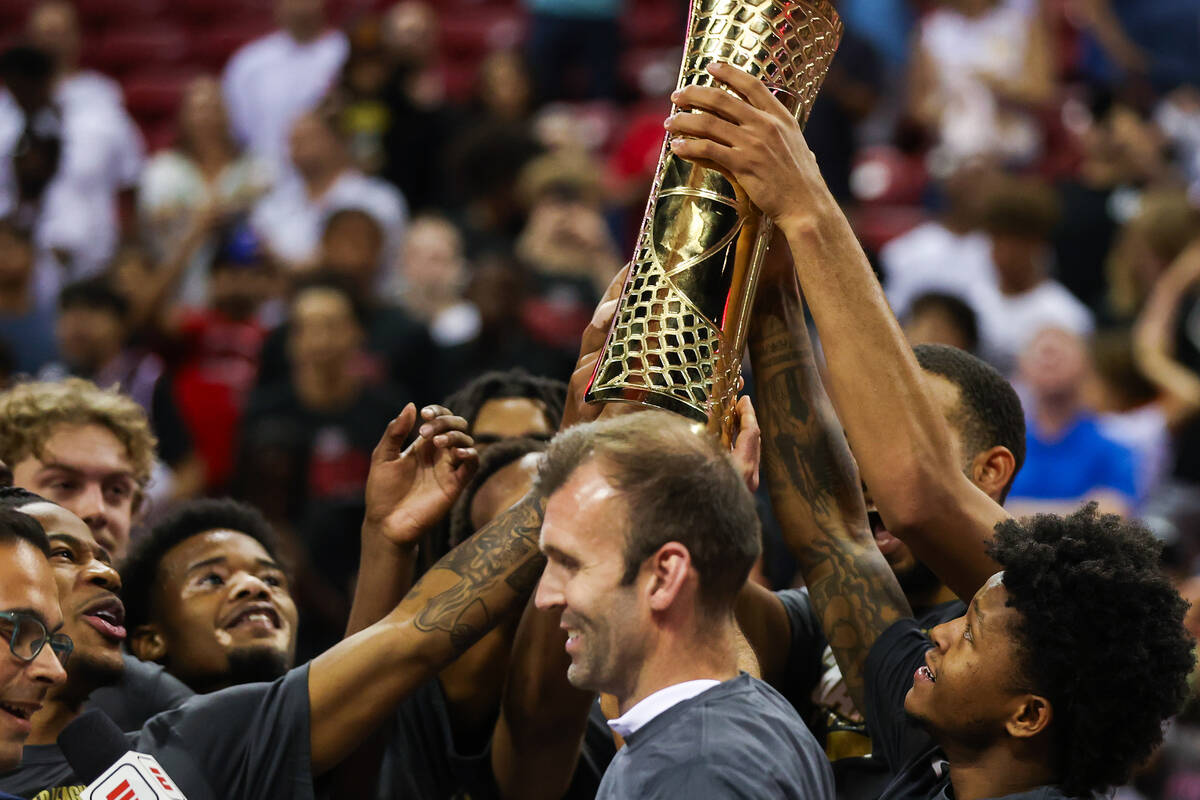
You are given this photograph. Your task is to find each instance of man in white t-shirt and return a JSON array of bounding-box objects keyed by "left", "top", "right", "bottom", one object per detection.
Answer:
[
  {"left": 0, "top": 3, "right": 144, "bottom": 306},
  {"left": 252, "top": 110, "right": 407, "bottom": 274},
  {"left": 222, "top": 0, "right": 348, "bottom": 173},
  {"left": 968, "top": 174, "right": 1093, "bottom": 374}
]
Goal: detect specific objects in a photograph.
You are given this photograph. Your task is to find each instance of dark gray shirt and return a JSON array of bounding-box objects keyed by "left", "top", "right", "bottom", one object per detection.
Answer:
[
  {"left": 375, "top": 678, "right": 494, "bottom": 800},
  {"left": 86, "top": 654, "right": 195, "bottom": 732},
  {"left": 596, "top": 673, "right": 834, "bottom": 799},
  {"left": 865, "top": 619, "right": 1077, "bottom": 800},
  {"left": 0, "top": 664, "right": 312, "bottom": 800}
]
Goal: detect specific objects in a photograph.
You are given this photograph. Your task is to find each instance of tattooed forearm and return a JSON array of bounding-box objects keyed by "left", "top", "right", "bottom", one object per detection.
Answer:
[
  {"left": 749, "top": 292, "right": 912, "bottom": 709},
  {"left": 411, "top": 494, "right": 548, "bottom": 654}
]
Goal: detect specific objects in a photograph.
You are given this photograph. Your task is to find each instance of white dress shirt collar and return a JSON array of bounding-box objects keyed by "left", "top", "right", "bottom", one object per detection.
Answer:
[{"left": 607, "top": 679, "right": 721, "bottom": 739}]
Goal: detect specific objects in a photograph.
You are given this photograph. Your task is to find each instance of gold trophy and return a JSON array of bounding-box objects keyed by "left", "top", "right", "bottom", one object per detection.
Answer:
[{"left": 585, "top": 0, "right": 842, "bottom": 441}]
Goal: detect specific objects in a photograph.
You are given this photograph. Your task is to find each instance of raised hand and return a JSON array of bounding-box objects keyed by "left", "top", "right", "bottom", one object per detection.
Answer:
[
  {"left": 363, "top": 403, "right": 479, "bottom": 551},
  {"left": 665, "top": 62, "right": 839, "bottom": 235},
  {"left": 730, "top": 394, "right": 762, "bottom": 494},
  {"left": 561, "top": 265, "right": 629, "bottom": 430}
]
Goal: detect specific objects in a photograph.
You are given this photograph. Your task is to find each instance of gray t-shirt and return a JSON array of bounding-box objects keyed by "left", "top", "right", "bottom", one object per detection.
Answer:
[
  {"left": 0, "top": 664, "right": 313, "bottom": 800},
  {"left": 596, "top": 673, "right": 834, "bottom": 799},
  {"left": 86, "top": 654, "right": 195, "bottom": 732}
]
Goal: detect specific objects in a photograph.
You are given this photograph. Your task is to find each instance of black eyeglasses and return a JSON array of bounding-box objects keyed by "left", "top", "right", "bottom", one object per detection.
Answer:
[{"left": 0, "top": 611, "right": 73, "bottom": 666}]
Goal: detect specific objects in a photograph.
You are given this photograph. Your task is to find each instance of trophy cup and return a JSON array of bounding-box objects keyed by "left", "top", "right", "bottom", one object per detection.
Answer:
[{"left": 585, "top": 0, "right": 842, "bottom": 441}]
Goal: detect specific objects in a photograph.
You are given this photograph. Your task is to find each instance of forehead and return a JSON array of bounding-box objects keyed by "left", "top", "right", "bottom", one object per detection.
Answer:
[
  {"left": 0, "top": 541, "right": 60, "bottom": 625},
  {"left": 541, "top": 461, "right": 625, "bottom": 558},
  {"left": 21, "top": 501, "right": 92, "bottom": 543},
  {"left": 474, "top": 398, "right": 552, "bottom": 437},
  {"left": 32, "top": 423, "right": 133, "bottom": 475},
  {"left": 159, "top": 530, "right": 274, "bottom": 581},
  {"left": 292, "top": 289, "right": 353, "bottom": 321}
]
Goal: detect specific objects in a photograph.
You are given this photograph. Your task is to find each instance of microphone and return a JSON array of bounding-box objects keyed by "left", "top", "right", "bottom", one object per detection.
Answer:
[{"left": 58, "top": 709, "right": 188, "bottom": 799}]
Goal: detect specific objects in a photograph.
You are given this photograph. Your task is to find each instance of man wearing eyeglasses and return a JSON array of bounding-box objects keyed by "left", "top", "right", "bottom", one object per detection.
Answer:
[{"left": 0, "top": 506, "right": 68, "bottom": 783}]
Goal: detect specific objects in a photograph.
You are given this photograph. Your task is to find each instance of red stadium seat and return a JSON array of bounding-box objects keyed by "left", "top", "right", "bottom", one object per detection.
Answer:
[
  {"left": 75, "top": 0, "right": 166, "bottom": 25},
  {"left": 92, "top": 24, "right": 190, "bottom": 75},
  {"left": 439, "top": 9, "right": 526, "bottom": 58},
  {"left": 123, "top": 72, "right": 198, "bottom": 122},
  {"left": 190, "top": 21, "right": 277, "bottom": 71},
  {"left": 171, "top": 0, "right": 272, "bottom": 22},
  {"left": 621, "top": 2, "right": 684, "bottom": 48}
]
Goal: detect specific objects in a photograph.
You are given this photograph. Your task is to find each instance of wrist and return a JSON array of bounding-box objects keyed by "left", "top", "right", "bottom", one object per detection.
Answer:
[{"left": 361, "top": 521, "right": 420, "bottom": 556}]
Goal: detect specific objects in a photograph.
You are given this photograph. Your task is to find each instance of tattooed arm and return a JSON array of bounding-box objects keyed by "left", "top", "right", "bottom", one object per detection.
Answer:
[
  {"left": 307, "top": 492, "right": 547, "bottom": 775},
  {"left": 667, "top": 63, "right": 1007, "bottom": 602},
  {"left": 748, "top": 254, "right": 911, "bottom": 711}
]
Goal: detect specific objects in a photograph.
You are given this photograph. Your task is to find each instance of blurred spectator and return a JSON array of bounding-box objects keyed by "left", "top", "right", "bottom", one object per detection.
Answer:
[
  {"left": 902, "top": 291, "right": 980, "bottom": 354},
  {"left": 473, "top": 50, "right": 537, "bottom": 127},
  {"left": 0, "top": 38, "right": 141, "bottom": 308},
  {"left": 971, "top": 174, "right": 1094, "bottom": 373},
  {"left": 40, "top": 276, "right": 202, "bottom": 504},
  {"left": 908, "top": 0, "right": 1053, "bottom": 169},
  {"left": 1155, "top": 86, "right": 1200, "bottom": 197},
  {"left": 524, "top": 0, "right": 622, "bottom": 103},
  {"left": 138, "top": 77, "right": 274, "bottom": 308},
  {"left": 395, "top": 214, "right": 479, "bottom": 352},
  {"left": 1106, "top": 189, "right": 1200, "bottom": 322},
  {"left": 449, "top": 254, "right": 578, "bottom": 384},
  {"left": 371, "top": 2, "right": 460, "bottom": 212},
  {"left": 333, "top": 16, "right": 392, "bottom": 176},
  {"left": 222, "top": 0, "right": 348, "bottom": 172},
  {"left": 1008, "top": 327, "right": 1137, "bottom": 517},
  {"left": 237, "top": 272, "right": 410, "bottom": 528},
  {"left": 1076, "top": 0, "right": 1200, "bottom": 91},
  {"left": 515, "top": 152, "right": 620, "bottom": 354},
  {"left": 22, "top": 0, "right": 142, "bottom": 271},
  {"left": 251, "top": 110, "right": 407, "bottom": 273},
  {"left": 1086, "top": 329, "right": 1173, "bottom": 505},
  {"left": 881, "top": 162, "right": 995, "bottom": 318},
  {"left": 804, "top": 26, "right": 884, "bottom": 204},
  {"left": 1053, "top": 93, "right": 1171, "bottom": 312},
  {"left": 256, "top": 208, "right": 432, "bottom": 400},
  {"left": 140, "top": 222, "right": 275, "bottom": 492},
  {"left": 837, "top": 0, "right": 917, "bottom": 69},
  {"left": 0, "top": 219, "right": 57, "bottom": 377}
]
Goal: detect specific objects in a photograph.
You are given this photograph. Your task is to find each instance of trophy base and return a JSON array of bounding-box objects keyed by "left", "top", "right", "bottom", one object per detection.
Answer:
[{"left": 584, "top": 386, "right": 709, "bottom": 427}]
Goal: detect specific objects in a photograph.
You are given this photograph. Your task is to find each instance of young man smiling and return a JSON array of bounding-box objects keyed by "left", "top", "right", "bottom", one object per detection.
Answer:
[{"left": 119, "top": 499, "right": 299, "bottom": 694}]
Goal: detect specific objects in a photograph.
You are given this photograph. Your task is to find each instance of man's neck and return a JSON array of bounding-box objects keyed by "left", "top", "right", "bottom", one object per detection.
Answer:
[
  {"left": 1034, "top": 395, "right": 1081, "bottom": 440},
  {"left": 294, "top": 364, "right": 360, "bottom": 412},
  {"left": 26, "top": 692, "right": 86, "bottom": 746},
  {"left": 943, "top": 740, "right": 1058, "bottom": 800},
  {"left": 303, "top": 165, "right": 345, "bottom": 201},
  {"left": 616, "top": 623, "right": 740, "bottom": 716}
]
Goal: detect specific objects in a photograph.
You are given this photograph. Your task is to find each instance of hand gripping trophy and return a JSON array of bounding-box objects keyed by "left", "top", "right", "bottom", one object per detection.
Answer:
[{"left": 585, "top": 0, "right": 842, "bottom": 441}]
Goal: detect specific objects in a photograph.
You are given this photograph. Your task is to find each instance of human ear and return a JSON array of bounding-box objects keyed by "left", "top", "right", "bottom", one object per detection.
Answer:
[
  {"left": 1005, "top": 694, "right": 1052, "bottom": 739},
  {"left": 129, "top": 625, "right": 167, "bottom": 663},
  {"left": 971, "top": 446, "right": 1016, "bottom": 502},
  {"left": 646, "top": 542, "right": 691, "bottom": 613}
]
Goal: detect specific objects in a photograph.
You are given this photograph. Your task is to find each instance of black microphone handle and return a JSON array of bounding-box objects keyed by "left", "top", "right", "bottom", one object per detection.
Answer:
[{"left": 57, "top": 708, "right": 130, "bottom": 784}]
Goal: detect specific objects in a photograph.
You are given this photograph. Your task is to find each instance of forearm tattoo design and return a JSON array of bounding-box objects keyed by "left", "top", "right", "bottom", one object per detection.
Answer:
[{"left": 412, "top": 495, "right": 548, "bottom": 653}]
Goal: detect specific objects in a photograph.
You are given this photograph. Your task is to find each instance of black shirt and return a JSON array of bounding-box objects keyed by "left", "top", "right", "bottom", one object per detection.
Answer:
[
  {"left": 864, "top": 619, "right": 1077, "bottom": 800},
  {"left": 778, "top": 589, "right": 963, "bottom": 798},
  {"left": 86, "top": 654, "right": 194, "bottom": 732},
  {"left": 0, "top": 665, "right": 312, "bottom": 800}
]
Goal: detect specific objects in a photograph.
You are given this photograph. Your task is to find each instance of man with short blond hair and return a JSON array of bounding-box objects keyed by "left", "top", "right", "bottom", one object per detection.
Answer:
[{"left": 0, "top": 378, "right": 155, "bottom": 560}]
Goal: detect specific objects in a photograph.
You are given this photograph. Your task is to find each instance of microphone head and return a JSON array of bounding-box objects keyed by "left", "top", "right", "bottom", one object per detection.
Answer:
[{"left": 57, "top": 709, "right": 129, "bottom": 784}]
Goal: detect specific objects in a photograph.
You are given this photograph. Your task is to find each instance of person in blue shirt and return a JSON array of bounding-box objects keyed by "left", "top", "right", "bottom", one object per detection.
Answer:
[{"left": 1007, "top": 327, "right": 1137, "bottom": 518}]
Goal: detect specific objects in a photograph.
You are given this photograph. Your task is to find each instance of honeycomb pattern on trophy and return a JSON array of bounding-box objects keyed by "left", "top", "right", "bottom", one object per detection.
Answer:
[{"left": 588, "top": 0, "right": 841, "bottom": 428}]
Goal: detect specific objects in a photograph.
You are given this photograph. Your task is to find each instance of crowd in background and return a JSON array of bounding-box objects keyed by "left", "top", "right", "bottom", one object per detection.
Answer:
[{"left": 0, "top": 0, "right": 1199, "bottom": 792}]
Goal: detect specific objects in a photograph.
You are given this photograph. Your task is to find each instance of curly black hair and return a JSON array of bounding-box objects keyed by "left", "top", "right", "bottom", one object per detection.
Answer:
[
  {"left": 914, "top": 343, "right": 1026, "bottom": 500},
  {"left": 442, "top": 369, "right": 567, "bottom": 439},
  {"left": 121, "top": 498, "right": 283, "bottom": 632},
  {"left": 989, "top": 505, "right": 1195, "bottom": 795}
]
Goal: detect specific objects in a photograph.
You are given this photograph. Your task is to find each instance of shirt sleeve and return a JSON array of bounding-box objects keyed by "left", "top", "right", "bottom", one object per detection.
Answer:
[
  {"left": 774, "top": 589, "right": 828, "bottom": 711},
  {"left": 138, "top": 664, "right": 314, "bottom": 799},
  {"left": 641, "top": 762, "right": 765, "bottom": 799},
  {"left": 862, "top": 618, "right": 936, "bottom": 770}
]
